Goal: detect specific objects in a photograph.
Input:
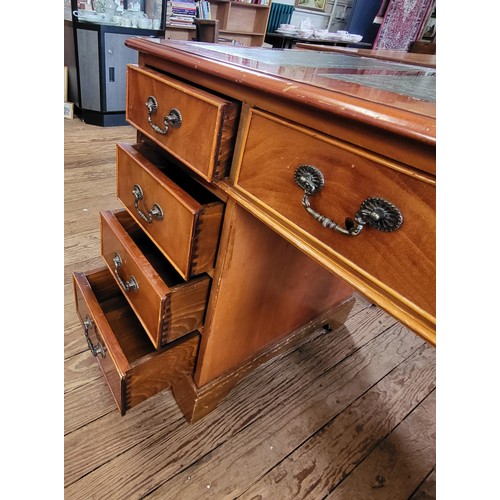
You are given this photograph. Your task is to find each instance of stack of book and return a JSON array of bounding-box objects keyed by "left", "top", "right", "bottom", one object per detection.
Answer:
[
  {"left": 167, "top": 0, "right": 197, "bottom": 26},
  {"left": 196, "top": 0, "right": 212, "bottom": 19}
]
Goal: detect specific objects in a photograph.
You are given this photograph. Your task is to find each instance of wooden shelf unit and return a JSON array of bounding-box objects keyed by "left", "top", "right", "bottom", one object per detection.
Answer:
[
  {"left": 164, "top": 24, "right": 196, "bottom": 41},
  {"left": 166, "top": 0, "right": 271, "bottom": 46}
]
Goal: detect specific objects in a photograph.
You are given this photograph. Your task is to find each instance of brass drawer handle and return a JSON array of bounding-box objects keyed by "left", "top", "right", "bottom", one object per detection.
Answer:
[
  {"left": 83, "top": 315, "right": 106, "bottom": 357},
  {"left": 294, "top": 165, "right": 403, "bottom": 236},
  {"left": 145, "top": 95, "right": 182, "bottom": 135},
  {"left": 112, "top": 252, "right": 139, "bottom": 293},
  {"left": 132, "top": 184, "right": 164, "bottom": 224}
]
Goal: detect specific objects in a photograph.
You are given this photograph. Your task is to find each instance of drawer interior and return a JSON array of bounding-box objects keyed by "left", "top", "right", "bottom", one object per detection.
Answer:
[
  {"left": 85, "top": 269, "right": 157, "bottom": 366},
  {"left": 133, "top": 142, "right": 220, "bottom": 206},
  {"left": 113, "top": 209, "right": 186, "bottom": 288},
  {"left": 78, "top": 267, "right": 201, "bottom": 413}
]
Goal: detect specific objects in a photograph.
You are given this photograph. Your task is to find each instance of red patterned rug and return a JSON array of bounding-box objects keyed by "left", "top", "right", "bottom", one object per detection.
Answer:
[{"left": 374, "top": 0, "right": 433, "bottom": 51}]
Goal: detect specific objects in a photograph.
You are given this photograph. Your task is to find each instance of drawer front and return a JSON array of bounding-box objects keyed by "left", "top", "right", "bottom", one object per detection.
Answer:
[
  {"left": 100, "top": 209, "right": 211, "bottom": 348},
  {"left": 126, "top": 64, "right": 239, "bottom": 180},
  {"left": 235, "top": 110, "right": 436, "bottom": 323},
  {"left": 73, "top": 268, "right": 200, "bottom": 415},
  {"left": 116, "top": 143, "right": 224, "bottom": 280}
]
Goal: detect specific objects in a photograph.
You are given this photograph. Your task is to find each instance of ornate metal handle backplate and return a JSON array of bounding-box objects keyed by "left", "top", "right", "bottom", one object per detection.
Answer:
[
  {"left": 83, "top": 315, "right": 106, "bottom": 357},
  {"left": 113, "top": 253, "right": 139, "bottom": 293},
  {"left": 294, "top": 165, "right": 403, "bottom": 237},
  {"left": 132, "top": 184, "right": 164, "bottom": 224},
  {"left": 145, "top": 96, "right": 182, "bottom": 135}
]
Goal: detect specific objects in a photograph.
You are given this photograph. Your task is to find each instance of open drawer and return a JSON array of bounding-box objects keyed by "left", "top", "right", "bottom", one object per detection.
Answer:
[
  {"left": 126, "top": 64, "right": 239, "bottom": 181},
  {"left": 100, "top": 209, "right": 211, "bottom": 348},
  {"left": 116, "top": 142, "right": 224, "bottom": 280},
  {"left": 73, "top": 267, "right": 200, "bottom": 415}
]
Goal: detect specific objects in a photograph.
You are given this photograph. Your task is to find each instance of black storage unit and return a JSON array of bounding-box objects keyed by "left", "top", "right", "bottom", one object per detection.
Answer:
[{"left": 70, "top": 0, "right": 166, "bottom": 126}]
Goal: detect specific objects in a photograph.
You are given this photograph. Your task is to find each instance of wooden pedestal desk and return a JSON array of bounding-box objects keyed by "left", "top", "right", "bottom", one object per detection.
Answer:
[{"left": 73, "top": 40, "right": 435, "bottom": 422}]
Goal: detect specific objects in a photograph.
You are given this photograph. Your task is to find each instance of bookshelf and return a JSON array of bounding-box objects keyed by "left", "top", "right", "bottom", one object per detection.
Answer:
[{"left": 165, "top": 0, "right": 272, "bottom": 46}]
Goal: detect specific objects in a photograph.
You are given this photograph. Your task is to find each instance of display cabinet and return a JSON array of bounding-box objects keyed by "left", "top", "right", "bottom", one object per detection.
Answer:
[{"left": 327, "top": 0, "right": 352, "bottom": 33}]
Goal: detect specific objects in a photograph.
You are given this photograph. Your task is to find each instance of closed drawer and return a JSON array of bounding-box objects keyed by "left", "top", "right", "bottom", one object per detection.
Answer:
[
  {"left": 116, "top": 142, "right": 224, "bottom": 280},
  {"left": 73, "top": 268, "right": 200, "bottom": 415},
  {"left": 126, "top": 64, "right": 239, "bottom": 181},
  {"left": 235, "top": 110, "right": 436, "bottom": 326},
  {"left": 100, "top": 209, "right": 211, "bottom": 348}
]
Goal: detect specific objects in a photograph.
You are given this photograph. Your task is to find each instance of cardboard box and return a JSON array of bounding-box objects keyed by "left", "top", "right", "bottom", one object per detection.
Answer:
[{"left": 64, "top": 102, "right": 74, "bottom": 119}]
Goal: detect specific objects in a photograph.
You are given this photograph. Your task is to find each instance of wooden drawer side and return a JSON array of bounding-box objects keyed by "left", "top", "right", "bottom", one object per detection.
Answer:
[
  {"left": 190, "top": 202, "right": 225, "bottom": 277},
  {"left": 73, "top": 270, "right": 129, "bottom": 413},
  {"left": 214, "top": 101, "right": 240, "bottom": 180},
  {"left": 126, "top": 331, "right": 200, "bottom": 410},
  {"left": 163, "top": 277, "right": 211, "bottom": 346}
]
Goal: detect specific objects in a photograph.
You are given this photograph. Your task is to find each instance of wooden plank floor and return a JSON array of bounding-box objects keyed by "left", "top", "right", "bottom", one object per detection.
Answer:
[{"left": 64, "top": 117, "right": 436, "bottom": 499}]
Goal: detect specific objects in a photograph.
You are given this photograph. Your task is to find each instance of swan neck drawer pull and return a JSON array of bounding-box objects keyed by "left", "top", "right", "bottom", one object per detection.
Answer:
[
  {"left": 145, "top": 96, "right": 182, "bottom": 135},
  {"left": 132, "top": 184, "right": 164, "bottom": 224},
  {"left": 112, "top": 253, "right": 139, "bottom": 293},
  {"left": 294, "top": 165, "right": 403, "bottom": 237},
  {"left": 83, "top": 316, "right": 106, "bottom": 357}
]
